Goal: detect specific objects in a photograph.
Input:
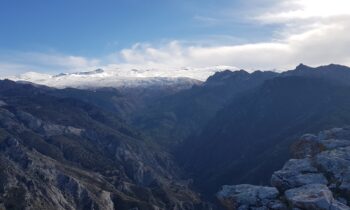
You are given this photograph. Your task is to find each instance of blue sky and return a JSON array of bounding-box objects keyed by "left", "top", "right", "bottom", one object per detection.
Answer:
[
  {"left": 0, "top": 0, "right": 275, "bottom": 55},
  {"left": 1, "top": 0, "right": 350, "bottom": 76}
]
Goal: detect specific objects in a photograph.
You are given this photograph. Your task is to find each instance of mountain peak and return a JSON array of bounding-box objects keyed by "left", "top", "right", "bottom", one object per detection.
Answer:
[
  {"left": 295, "top": 63, "right": 313, "bottom": 71},
  {"left": 205, "top": 70, "right": 250, "bottom": 84}
]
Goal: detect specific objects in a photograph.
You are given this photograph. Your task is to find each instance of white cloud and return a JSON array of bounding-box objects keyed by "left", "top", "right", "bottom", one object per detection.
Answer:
[
  {"left": 2, "top": 0, "right": 350, "bottom": 78},
  {"left": 108, "top": 23, "right": 350, "bottom": 71},
  {"left": 258, "top": 0, "right": 350, "bottom": 22},
  {"left": 109, "top": 0, "right": 350, "bottom": 72}
]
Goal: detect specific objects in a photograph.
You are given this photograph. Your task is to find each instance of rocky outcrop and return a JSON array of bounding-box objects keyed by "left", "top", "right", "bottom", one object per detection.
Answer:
[{"left": 217, "top": 127, "right": 350, "bottom": 210}]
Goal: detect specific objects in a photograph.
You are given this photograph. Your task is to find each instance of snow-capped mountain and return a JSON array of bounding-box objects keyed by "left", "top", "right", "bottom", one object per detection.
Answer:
[{"left": 4, "top": 66, "right": 238, "bottom": 89}]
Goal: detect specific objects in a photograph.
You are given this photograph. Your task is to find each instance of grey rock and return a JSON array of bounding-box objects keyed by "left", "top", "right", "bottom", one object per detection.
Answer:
[
  {"left": 267, "top": 200, "right": 288, "bottom": 210},
  {"left": 217, "top": 184, "right": 279, "bottom": 209},
  {"left": 319, "top": 139, "right": 350, "bottom": 150},
  {"left": 280, "top": 158, "right": 318, "bottom": 173},
  {"left": 314, "top": 147, "right": 350, "bottom": 198},
  {"left": 291, "top": 132, "right": 350, "bottom": 159},
  {"left": 285, "top": 184, "right": 349, "bottom": 210},
  {"left": 272, "top": 172, "right": 328, "bottom": 192},
  {"left": 41, "top": 124, "right": 83, "bottom": 136},
  {"left": 318, "top": 127, "right": 350, "bottom": 141},
  {"left": 271, "top": 159, "right": 328, "bottom": 192},
  {"left": 291, "top": 134, "right": 324, "bottom": 158}
]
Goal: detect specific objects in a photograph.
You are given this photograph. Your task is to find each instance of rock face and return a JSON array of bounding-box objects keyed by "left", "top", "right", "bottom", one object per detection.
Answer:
[{"left": 217, "top": 127, "right": 350, "bottom": 210}]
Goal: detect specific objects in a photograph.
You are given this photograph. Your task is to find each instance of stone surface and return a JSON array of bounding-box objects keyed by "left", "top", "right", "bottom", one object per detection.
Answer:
[
  {"left": 271, "top": 159, "right": 328, "bottom": 192},
  {"left": 291, "top": 129, "right": 350, "bottom": 159},
  {"left": 318, "top": 127, "right": 350, "bottom": 141},
  {"left": 217, "top": 184, "right": 279, "bottom": 209},
  {"left": 285, "top": 184, "right": 349, "bottom": 210},
  {"left": 319, "top": 139, "right": 350, "bottom": 150}
]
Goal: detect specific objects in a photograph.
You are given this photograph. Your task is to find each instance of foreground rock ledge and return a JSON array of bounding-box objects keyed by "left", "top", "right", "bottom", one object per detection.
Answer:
[{"left": 217, "top": 127, "right": 350, "bottom": 210}]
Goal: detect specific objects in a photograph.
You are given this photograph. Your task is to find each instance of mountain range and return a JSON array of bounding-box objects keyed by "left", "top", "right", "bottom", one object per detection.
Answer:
[
  {"left": 4, "top": 66, "right": 238, "bottom": 89},
  {"left": 2, "top": 63, "right": 350, "bottom": 209}
]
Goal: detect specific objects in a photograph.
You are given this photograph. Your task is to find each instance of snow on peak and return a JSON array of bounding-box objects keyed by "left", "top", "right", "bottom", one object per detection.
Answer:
[{"left": 4, "top": 66, "right": 238, "bottom": 89}]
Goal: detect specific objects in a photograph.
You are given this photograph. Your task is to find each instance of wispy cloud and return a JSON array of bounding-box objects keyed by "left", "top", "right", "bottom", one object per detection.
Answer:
[{"left": 193, "top": 15, "right": 222, "bottom": 26}]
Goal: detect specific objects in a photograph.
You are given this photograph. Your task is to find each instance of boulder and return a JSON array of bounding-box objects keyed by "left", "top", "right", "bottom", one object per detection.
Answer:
[
  {"left": 314, "top": 146, "right": 350, "bottom": 179},
  {"left": 271, "top": 159, "right": 328, "bottom": 192},
  {"left": 285, "top": 184, "right": 350, "bottom": 210},
  {"left": 279, "top": 158, "right": 318, "bottom": 173}
]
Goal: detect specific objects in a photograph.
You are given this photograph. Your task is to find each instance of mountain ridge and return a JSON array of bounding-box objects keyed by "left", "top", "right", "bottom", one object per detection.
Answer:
[{"left": 3, "top": 66, "right": 240, "bottom": 89}]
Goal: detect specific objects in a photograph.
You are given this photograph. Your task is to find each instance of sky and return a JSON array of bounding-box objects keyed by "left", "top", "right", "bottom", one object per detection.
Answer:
[{"left": 1, "top": 0, "right": 350, "bottom": 77}]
